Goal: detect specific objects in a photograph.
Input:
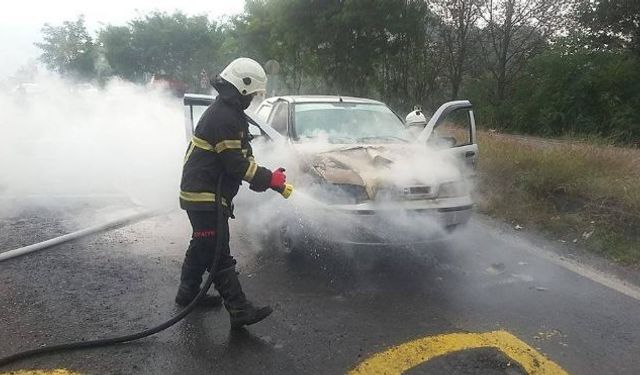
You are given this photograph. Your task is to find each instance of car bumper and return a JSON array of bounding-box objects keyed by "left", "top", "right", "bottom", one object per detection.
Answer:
[{"left": 298, "top": 196, "right": 473, "bottom": 246}]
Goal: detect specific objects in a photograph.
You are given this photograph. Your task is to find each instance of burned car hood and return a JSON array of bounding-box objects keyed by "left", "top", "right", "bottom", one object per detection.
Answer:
[{"left": 293, "top": 143, "right": 462, "bottom": 200}]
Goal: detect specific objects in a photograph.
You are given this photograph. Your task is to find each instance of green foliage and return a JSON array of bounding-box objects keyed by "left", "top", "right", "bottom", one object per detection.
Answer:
[
  {"left": 578, "top": 0, "right": 640, "bottom": 54},
  {"left": 99, "top": 26, "right": 138, "bottom": 81},
  {"left": 98, "top": 12, "right": 226, "bottom": 88},
  {"left": 231, "top": 0, "right": 447, "bottom": 110},
  {"left": 36, "top": 16, "right": 96, "bottom": 80},
  {"left": 508, "top": 51, "right": 640, "bottom": 144}
]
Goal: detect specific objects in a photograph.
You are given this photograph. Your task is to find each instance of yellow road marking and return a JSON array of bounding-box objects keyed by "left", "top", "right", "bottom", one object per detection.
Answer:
[
  {"left": 1, "top": 370, "right": 82, "bottom": 375},
  {"left": 349, "top": 330, "right": 568, "bottom": 375}
]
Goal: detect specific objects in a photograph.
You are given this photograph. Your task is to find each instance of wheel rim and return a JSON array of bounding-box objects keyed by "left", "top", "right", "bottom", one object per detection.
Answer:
[{"left": 279, "top": 224, "right": 292, "bottom": 253}]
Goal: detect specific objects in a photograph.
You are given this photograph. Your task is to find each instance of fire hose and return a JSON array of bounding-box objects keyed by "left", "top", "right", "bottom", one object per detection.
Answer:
[{"left": 0, "top": 210, "right": 157, "bottom": 262}]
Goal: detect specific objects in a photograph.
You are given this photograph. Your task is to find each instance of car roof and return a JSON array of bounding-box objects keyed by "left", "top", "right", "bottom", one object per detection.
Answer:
[
  {"left": 265, "top": 95, "right": 384, "bottom": 105},
  {"left": 183, "top": 93, "right": 386, "bottom": 107}
]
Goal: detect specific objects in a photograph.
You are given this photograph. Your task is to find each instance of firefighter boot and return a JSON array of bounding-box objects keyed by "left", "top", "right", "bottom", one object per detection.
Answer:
[
  {"left": 215, "top": 266, "right": 273, "bottom": 329},
  {"left": 175, "top": 260, "right": 223, "bottom": 308}
]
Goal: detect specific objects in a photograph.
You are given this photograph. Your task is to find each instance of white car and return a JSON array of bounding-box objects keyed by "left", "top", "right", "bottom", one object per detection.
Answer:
[{"left": 183, "top": 94, "right": 478, "bottom": 249}]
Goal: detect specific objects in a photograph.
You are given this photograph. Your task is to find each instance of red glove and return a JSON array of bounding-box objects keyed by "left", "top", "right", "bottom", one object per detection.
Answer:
[{"left": 270, "top": 168, "right": 287, "bottom": 189}]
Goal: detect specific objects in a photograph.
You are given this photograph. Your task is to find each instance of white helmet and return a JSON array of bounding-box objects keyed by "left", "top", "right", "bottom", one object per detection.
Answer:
[
  {"left": 405, "top": 109, "right": 427, "bottom": 127},
  {"left": 220, "top": 57, "right": 267, "bottom": 96}
]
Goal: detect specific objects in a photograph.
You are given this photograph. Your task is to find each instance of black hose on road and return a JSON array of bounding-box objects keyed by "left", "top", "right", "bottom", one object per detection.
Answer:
[{"left": 0, "top": 176, "right": 227, "bottom": 368}]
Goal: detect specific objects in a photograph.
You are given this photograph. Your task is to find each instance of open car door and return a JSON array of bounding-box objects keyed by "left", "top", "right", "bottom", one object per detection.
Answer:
[
  {"left": 183, "top": 93, "right": 282, "bottom": 142},
  {"left": 416, "top": 100, "right": 478, "bottom": 174}
]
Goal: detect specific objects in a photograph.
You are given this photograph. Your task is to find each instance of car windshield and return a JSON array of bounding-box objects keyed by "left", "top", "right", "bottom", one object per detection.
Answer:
[{"left": 293, "top": 102, "right": 409, "bottom": 143}]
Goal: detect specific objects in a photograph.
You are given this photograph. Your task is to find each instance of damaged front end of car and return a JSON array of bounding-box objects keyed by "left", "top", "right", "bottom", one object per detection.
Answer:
[{"left": 299, "top": 144, "right": 473, "bottom": 246}]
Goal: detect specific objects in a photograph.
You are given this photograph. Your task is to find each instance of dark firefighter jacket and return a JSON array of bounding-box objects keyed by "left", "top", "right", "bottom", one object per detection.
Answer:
[{"left": 180, "top": 80, "right": 272, "bottom": 211}]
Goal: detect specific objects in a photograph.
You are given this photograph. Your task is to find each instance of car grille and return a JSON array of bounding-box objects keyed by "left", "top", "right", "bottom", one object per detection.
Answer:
[
  {"left": 376, "top": 185, "right": 434, "bottom": 200},
  {"left": 406, "top": 186, "right": 431, "bottom": 195}
]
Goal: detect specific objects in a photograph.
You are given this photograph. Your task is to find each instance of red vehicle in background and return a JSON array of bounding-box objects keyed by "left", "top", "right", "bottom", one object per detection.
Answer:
[{"left": 149, "top": 73, "right": 188, "bottom": 97}]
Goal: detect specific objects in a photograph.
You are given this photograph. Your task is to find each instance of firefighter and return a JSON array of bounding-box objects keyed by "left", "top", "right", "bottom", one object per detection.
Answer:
[
  {"left": 405, "top": 108, "right": 429, "bottom": 137},
  {"left": 176, "top": 57, "right": 286, "bottom": 329}
]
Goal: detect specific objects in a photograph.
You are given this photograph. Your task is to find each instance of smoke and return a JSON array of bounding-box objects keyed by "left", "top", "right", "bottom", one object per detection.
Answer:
[
  {"left": 0, "top": 75, "right": 471, "bottom": 252},
  {"left": 234, "top": 126, "right": 471, "bottom": 250},
  {"left": 0, "top": 74, "right": 186, "bottom": 212}
]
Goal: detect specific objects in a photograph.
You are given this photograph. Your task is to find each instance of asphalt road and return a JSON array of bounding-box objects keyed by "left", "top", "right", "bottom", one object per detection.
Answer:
[{"left": 1, "top": 204, "right": 639, "bottom": 374}]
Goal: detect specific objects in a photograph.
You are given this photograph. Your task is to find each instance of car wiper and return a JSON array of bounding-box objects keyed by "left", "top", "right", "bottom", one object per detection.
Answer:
[{"left": 358, "top": 136, "right": 408, "bottom": 143}]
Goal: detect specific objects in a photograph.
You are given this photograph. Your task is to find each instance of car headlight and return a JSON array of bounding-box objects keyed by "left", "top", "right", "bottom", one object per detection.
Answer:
[
  {"left": 437, "top": 181, "right": 467, "bottom": 198},
  {"left": 332, "top": 184, "right": 369, "bottom": 203}
]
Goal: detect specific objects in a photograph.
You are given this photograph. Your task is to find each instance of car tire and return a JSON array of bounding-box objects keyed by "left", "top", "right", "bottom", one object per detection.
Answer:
[{"left": 273, "top": 217, "right": 305, "bottom": 260}]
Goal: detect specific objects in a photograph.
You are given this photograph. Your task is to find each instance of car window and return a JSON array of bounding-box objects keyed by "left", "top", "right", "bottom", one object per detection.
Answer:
[
  {"left": 293, "top": 103, "right": 407, "bottom": 143},
  {"left": 431, "top": 108, "right": 472, "bottom": 148},
  {"left": 268, "top": 102, "right": 289, "bottom": 135}
]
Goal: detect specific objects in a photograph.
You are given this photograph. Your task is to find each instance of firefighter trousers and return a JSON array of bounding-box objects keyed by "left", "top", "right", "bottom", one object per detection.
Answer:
[{"left": 179, "top": 210, "right": 236, "bottom": 292}]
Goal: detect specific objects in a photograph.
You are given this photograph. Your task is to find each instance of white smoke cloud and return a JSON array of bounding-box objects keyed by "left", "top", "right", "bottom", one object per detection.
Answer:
[
  {"left": 0, "top": 74, "right": 186, "bottom": 210},
  {"left": 0, "top": 75, "right": 472, "bottom": 252},
  {"left": 234, "top": 127, "right": 471, "bottom": 251}
]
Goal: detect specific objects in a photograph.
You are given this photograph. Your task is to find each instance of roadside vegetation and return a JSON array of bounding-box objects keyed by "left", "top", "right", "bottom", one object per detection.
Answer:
[{"left": 477, "top": 132, "right": 640, "bottom": 264}]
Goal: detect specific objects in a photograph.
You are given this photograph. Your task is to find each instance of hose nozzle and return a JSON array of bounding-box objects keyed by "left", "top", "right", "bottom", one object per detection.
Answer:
[{"left": 274, "top": 183, "right": 294, "bottom": 199}]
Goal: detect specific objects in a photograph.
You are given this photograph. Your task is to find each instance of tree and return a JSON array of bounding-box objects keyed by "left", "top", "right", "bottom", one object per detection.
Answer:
[
  {"left": 510, "top": 51, "right": 640, "bottom": 143},
  {"left": 98, "top": 12, "right": 227, "bottom": 88},
  {"left": 377, "top": 0, "right": 446, "bottom": 109},
  {"left": 127, "top": 12, "right": 225, "bottom": 87},
  {"left": 477, "top": 0, "right": 568, "bottom": 106},
  {"left": 578, "top": 0, "right": 640, "bottom": 54},
  {"left": 99, "top": 26, "right": 138, "bottom": 81},
  {"left": 432, "top": 0, "right": 481, "bottom": 99},
  {"left": 36, "top": 16, "right": 96, "bottom": 80},
  {"left": 230, "top": 0, "right": 314, "bottom": 93},
  {"left": 234, "top": 0, "right": 447, "bottom": 108}
]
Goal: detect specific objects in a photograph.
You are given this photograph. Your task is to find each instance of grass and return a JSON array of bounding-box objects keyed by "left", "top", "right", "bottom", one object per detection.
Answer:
[{"left": 475, "top": 131, "right": 640, "bottom": 264}]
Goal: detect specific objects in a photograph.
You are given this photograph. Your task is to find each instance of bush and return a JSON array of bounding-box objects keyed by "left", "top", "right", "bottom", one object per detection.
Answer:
[{"left": 470, "top": 51, "right": 640, "bottom": 145}]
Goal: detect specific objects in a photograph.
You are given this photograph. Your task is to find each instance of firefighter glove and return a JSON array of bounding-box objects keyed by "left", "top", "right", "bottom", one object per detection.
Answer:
[{"left": 270, "top": 168, "right": 287, "bottom": 190}]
